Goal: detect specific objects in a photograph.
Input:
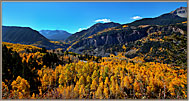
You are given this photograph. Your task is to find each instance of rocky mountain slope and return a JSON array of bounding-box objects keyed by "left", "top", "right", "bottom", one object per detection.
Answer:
[
  {"left": 67, "top": 7, "right": 187, "bottom": 57},
  {"left": 170, "top": 7, "right": 187, "bottom": 18},
  {"left": 68, "top": 23, "right": 186, "bottom": 57},
  {"left": 65, "top": 22, "right": 121, "bottom": 43}
]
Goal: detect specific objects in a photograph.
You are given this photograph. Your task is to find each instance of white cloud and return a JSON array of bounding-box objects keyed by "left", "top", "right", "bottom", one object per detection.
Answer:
[
  {"left": 78, "top": 28, "right": 87, "bottom": 32},
  {"left": 77, "top": 25, "right": 92, "bottom": 32},
  {"left": 95, "top": 19, "right": 111, "bottom": 23},
  {"left": 131, "top": 16, "right": 142, "bottom": 20}
]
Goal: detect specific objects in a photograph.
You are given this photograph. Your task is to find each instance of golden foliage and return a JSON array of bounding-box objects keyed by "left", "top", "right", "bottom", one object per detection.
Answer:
[
  {"left": 3, "top": 42, "right": 41, "bottom": 53},
  {"left": 3, "top": 47, "right": 187, "bottom": 99},
  {"left": 10, "top": 76, "right": 30, "bottom": 99}
]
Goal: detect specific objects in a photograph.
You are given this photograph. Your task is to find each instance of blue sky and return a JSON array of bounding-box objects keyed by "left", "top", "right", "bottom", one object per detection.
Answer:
[{"left": 2, "top": 2, "right": 187, "bottom": 34}]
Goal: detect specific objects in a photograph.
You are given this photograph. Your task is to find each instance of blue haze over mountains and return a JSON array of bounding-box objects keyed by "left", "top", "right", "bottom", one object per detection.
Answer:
[{"left": 39, "top": 30, "right": 71, "bottom": 41}]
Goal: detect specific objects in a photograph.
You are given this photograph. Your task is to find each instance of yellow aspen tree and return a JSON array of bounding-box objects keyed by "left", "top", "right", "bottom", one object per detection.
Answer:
[
  {"left": 31, "top": 93, "right": 36, "bottom": 99},
  {"left": 69, "top": 85, "right": 75, "bottom": 98},
  {"left": 86, "top": 75, "right": 91, "bottom": 84},
  {"left": 92, "top": 70, "right": 98, "bottom": 80},
  {"left": 90, "top": 79, "right": 98, "bottom": 91},
  {"left": 65, "top": 86, "right": 70, "bottom": 99},
  {"left": 2, "top": 82, "right": 9, "bottom": 99},
  {"left": 110, "top": 76, "right": 116, "bottom": 95},
  {"left": 79, "top": 84, "right": 85, "bottom": 99},
  {"left": 59, "top": 74, "right": 64, "bottom": 85},
  {"left": 74, "top": 82, "right": 79, "bottom": 98},
  {"left": 79, "top": 76, "right": 85, "bottom": 85},
  {"left": 104, "top": 77, "right": 109, "bottom": 88},
  {"left": 96, "top": 86, "right": 103, "bottom": 99},
  {"left": 120, "top": 79, "right": 124, "bottom": 91},
  {"left": 99, "top": 76, "right": 103, "bottom": 83},
  {"left": 11, "top": 76, "right": 30, "bottom": 99},
  {"left": 122, "top": 45, "right": 126, "bottom": 51},
  {"left": 124, "top": 76, "right": 130, "bottom": 89},
  {"left": 133, "top": 81, "right": 140, "bottom": 92},
  {"left": 115, "top": 83, "right": 120, "bottom": 98},
  {"left": 104, "top": 87, "right": 109, "bottom": 99}
]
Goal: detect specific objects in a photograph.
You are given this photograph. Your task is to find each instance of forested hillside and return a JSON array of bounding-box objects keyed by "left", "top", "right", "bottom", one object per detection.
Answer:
[
  {"left": 2, "top": 39, "right": 187, "bottom": 99},
  {"left": 68, "top": 23, "right": 187, "bottom": 69}
]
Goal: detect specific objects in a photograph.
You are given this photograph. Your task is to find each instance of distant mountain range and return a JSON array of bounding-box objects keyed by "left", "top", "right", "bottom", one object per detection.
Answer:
[
  {"left": 2, "top": 7, "right": 187, "bottom": 54},
  {"left": 39, "top": 30, "right": 71, "bottom": 41}
]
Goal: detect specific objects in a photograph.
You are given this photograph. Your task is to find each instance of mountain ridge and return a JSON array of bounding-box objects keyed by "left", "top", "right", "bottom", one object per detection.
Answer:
[
  {"left": 68, "top": 23, "right": 187, "bottom": 57},
  {"left": 2, "top": 26, "right": 64, "bottom": 49},
  {"left": 66, "top": 7, "right": 187, "bottom": 56},
  {"left": 39, "top": 30, "right": 71, "bottom": 41},
  {"left": 127, "top": 7, "right": 187, "bottom": 26},
  {"left": 2, "top": 26, "right": 49, "bottom": 44},
  {"left": 65, "top": 22, "right": 121, "bottom": 43}
]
